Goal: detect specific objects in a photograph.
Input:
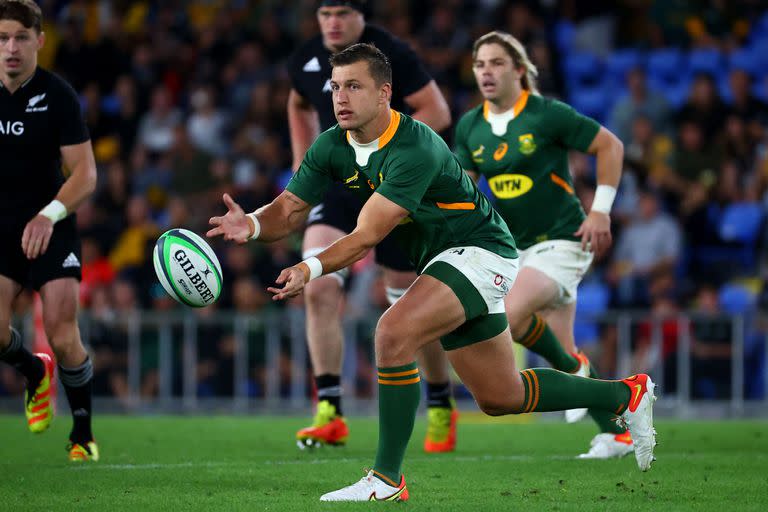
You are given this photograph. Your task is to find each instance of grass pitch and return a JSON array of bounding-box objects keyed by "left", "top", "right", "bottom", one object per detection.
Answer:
[{"left": 1, "top": 414, "right": 767, "bottom": 511}]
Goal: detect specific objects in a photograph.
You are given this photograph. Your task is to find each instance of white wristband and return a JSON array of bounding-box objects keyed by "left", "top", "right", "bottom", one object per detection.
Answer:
[
  {"left": 591, "top": 185, "right": 617, "bottom": 214},
  {"left": 39, "top": 199, "right": 67, "bottom": 223},
  {"left": 246, "top": 212, "right": 261, "bottom": 240},
  {"left": 302, "top": 256, "right": 323, "bottom": 281}
]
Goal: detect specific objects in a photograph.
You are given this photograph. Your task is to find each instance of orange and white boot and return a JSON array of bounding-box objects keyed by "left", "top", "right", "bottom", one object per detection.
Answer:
[
  {"left": 296, "top": 400, "right": 349, "bottom": 449},
  {"left": 424, "top": 401, "right": 458, "bottom": 453}
]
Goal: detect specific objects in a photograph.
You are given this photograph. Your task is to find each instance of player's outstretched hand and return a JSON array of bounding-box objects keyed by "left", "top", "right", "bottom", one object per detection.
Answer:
[
  {"left": 207, "top": 193, "right": 252, "bottom": 244},
  {"left": 267, "top": 265, "right": 310, "bottom": 301},
  {"left": 574, "top": 210, "right": 612, "bottom": 257},
  {"left": 22, "top": 215, "right": 54, "bottom": 260}
]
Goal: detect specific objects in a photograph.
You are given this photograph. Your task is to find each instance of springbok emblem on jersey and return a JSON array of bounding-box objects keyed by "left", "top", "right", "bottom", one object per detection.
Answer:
[
  {"left": 344, "top": 169, "right": 360, "bottom": 188},
  {"left": 518, "top": 133, "right": 536, "bottom": 155},
  {"left": 472, "top": 144, "right": 485, "bottom": 163}
]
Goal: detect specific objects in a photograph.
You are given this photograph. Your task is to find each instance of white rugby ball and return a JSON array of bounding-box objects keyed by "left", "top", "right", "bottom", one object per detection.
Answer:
[{"left": 153, "top": 228, "right": 223, "bottom": 307}]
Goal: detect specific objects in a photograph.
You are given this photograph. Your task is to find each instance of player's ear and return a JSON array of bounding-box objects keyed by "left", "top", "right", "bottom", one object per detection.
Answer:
[
  {"left": 37, "top": 31, "right": 45, "bottom": 50},
  {"left": 381, "top": 82, "right": 392, "bottom": 104}
]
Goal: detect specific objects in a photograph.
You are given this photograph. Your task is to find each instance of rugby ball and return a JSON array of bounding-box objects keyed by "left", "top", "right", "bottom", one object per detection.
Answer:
[{"left": 153, "top": 228, "right": 223, "bottom": 307}]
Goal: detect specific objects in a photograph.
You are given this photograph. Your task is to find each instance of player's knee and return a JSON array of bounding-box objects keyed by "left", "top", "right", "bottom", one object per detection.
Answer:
[
  {"left": 506, "top": 308, "right": 533, "bottom": 338},
  {"left": 42, "top": 302, "right": 77, "bottom": 343},
  {"left": 476, "top": 398, "right": 515, "bottom": 416},
  {"left": 374, "top": 314, "right": 413, "bottom": 363},
  {"left": 304, "top": 277, "right": 342, "bottom": 314}
]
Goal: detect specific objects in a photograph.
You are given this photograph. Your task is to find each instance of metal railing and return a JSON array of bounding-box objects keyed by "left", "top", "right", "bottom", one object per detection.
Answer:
[{"left": 2, "top": 308, "right": 766, "bottom": 417}]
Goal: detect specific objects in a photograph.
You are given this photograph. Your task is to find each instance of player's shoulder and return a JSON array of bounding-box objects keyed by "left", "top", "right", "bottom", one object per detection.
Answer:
[
  {"left": 361, "top": 25, "right": 411, "bottom": 54},
  {"left": 35, "top": 67, "right": 79, "bottom": 100},
  {"left": 287, "top": 34, "right": 325, "bottom": 71},
  {"left": 392, "top": 114, "right": 447, "bottom": 159},
  {"left": 533, "top": 94, "right": 574, "bottom": 116},
  {"left": 311, "top": 124, "right": 347, "bottom": 155},
  {"left": 456, "top": 103, "right": 486, "bottom": 132}
]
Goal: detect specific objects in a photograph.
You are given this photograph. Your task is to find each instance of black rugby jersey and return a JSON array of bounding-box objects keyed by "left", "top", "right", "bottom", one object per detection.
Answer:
[
  {"left": 0, "top": 67, "right": 89, "bottom": 227},
  {"left": 287, "top": 24, "right": 432, "bottom": 130}
]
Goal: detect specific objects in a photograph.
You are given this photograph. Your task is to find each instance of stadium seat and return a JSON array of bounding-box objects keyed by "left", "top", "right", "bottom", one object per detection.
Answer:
[
  {"left": 718, "top": 283, "right": 757, "bottom": 314},
  {"left": 573, "top": 280, "right": 610, "bottom": 346},
  {"left": 605, "top": 49, "right": 645, "bottom": 84},
  {"left": 687, "top": 48, "right": 723, "bottom": 76},
  {"left": 569, "top": 86, "right": 610, "bottom": 122},
  {"left": 647, "top": 48, "right": 684, "bottom": 84},
  {"left": 719, "top": 202, "right": 764, "bottom": 244},
  {"left": 553, "top": 21, "right": 575, "bottom": 54},
  {"left": 729, "top": 48, "right": 762, "bottom": 76},
  {"left": 562, "top": 51, "right": 603, "bottom": 87}
]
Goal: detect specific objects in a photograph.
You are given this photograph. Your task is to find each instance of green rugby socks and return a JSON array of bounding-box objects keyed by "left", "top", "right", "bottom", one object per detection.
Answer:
[{"left": 373, "top": 362, "right": 421, "bottom": 485}]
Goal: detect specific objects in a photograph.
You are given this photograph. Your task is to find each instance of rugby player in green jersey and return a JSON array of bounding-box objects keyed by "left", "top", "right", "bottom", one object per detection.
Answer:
[
  {"left": 455, "top": 31, "right": 632, "bottom": 459},
  {"left": 208, "top": 43, "right": 656, "bottom": 502}
]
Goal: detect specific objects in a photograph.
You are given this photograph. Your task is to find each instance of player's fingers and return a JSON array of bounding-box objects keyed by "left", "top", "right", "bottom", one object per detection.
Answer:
[
  {"left": 222, "top": 193, "right": 239, "bottom": 212},
  {"left": 40, "top": 232, "right": 51, "bottom": 256},
  {"left": 206, "top": 226, "right": 223, "bottom": 238},
  {"left": 209, "top": 216, "right": 222, "bottom": 226},
  {"left": 21, "top": 226, "right": 31, "bottom": 255}
]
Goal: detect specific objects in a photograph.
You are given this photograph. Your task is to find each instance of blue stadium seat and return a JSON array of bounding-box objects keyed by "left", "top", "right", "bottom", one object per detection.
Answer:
[
  {"left": 569, "top": 86, "right": 610, "bottom": 122},
  {"left": 719, "top": 202, "right": 764, "bottom": 244},
  {"left": 687, "top": 48, "right": 723, "bottom": 76},
  {"left": 562, "top": 51, "right": 603, "bottom": 87},
  {"left": 653, "top": 79, "right": 691, "bottom": 109},
  {"left": 605, "top": 49, "right": 645, "bottom": 83},
  {"left": 717, "top": 74, "right": 733, "bottom": 104},
  {"left": 718, "top": 283, "right": 757, "bottom": 314},
  {"left": 647, "top": 48, "right": 684, "bottom": 84},
  {"left": 729, "top": 48, "right": 762, "bottom": 76},
  {"left": 553, "top": 21, "right": 575, "bottom": 54},
  {"left": 574, "top": 280, "right": 610, "bottom": 346}
]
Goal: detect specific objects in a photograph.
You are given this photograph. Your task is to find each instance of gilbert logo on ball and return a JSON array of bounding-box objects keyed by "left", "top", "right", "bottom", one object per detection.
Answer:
[{"left": 153, "top": 228, "right": 223, "bottom": 307}]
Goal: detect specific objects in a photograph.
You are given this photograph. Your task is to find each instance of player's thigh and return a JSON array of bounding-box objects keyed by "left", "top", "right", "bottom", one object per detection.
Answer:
[
  {"left": 504, "top": 266, "right": 560, "bottom": 328},
  {"left": 540, "top": 302, "right": 577, "bottom": 352},
  {"left": 447, "top": 329, "right": 525, "bottom": 415},
  {"left": 380, "top": 267, "right": 416, "bottom": 290},
  {"left": 39, "top": 278, "right": 80, "bottom": 335},
  {"left": 302, "top": 224, "right": 347, "bottom": 252},
  {"left": 0, "top": 275, "right": 22, "bottom": 331},
  {"left": 375, "top": 274, "right": 466, "bottom": 365}
]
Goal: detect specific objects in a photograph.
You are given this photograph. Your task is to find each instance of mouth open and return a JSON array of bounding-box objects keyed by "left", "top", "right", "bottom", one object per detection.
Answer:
[{"left": 337, "top": 109, "right": 353, "bottom": 119}]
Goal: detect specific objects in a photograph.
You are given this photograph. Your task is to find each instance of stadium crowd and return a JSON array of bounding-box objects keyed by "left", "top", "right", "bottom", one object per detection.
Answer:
[{"left": 2, "top": 0, "right": 767, "bottom": 403}]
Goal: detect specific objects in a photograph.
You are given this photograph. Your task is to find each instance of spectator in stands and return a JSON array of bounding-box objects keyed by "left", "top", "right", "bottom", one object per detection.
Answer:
[
  {"left": 608, "top": 189, "right": 682, "bottom": 307},
  {"left": 608, "top": 68, "right": 671, "bottom": 144},
  {"left": 677, "top": 73, "right": 727, "bottom": 144},
  {"left": 728, "top": 69, "right": 768, "bottom": 141},
  {"left": 690, "top": 284, "right": 733, "bottom": 399},
  {"left": 108, "top": 196, "right": 160, "bottom": 275},
  {"left": 186, "top": 85, "right": 230, "bottom": 157},
  {"left": 137, "top": 86, "right": 182, "bottom": 154}
]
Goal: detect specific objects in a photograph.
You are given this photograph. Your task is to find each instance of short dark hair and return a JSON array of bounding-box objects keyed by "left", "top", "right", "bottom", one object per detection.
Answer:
[
  {"left": 329, "top": 43, "right": 392, "bottom": 86},
  {"left": 0, "top": 0, "right": 42, "bottom": 33}
]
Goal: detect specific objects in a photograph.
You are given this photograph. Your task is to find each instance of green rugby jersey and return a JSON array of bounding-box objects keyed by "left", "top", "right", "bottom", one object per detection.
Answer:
[
  {"left": 454, "top": 91, "right": 600, "bottom": 250},
  {"left": 287, "top": 110, "right": 517, "bottom": 271}
]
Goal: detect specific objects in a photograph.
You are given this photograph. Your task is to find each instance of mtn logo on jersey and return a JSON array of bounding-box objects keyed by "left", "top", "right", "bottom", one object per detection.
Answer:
[
  {"left": 0, "top": 120, "right": 24, "bottom": 135},
  {"left": 26, "top": 93, "right": 48, "bottom": 112},
  {"left": 62, "top": 252, "right": 80, "bottom": 268},
  {"left": 488, "top": 174, "right": 533, "bottom": 199},
  {"left": 518, "top": 133, "right": 536, "bottom": 155},
  {"left": 303, "top": 57, "right": 321, "bottom": 72}
]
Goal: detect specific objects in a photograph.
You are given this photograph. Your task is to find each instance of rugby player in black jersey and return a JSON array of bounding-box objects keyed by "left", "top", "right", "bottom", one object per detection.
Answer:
[{"left": 0, "top": 0, "right": 99, "bottom": 461}]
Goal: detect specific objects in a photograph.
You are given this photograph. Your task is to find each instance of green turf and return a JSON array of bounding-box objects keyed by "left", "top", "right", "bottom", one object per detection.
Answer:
[{"left": 1, "top": 414, "right": 766, "bottom": 511}]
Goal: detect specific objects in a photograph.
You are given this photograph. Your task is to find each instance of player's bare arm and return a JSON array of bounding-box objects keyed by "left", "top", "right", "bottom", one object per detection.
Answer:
[
  {"left": 21, "top": 141, "right": 97, "bottom": 260},
  {"left": 268, "top": 192, "right": 408, "bottom": 300},
  {"left": 404, "top": 80, "right": 451, "bottom": 133},
  {"left": 574, "top": 126, "right": 624, "bottom": 256},
  {"left": 207, "top": 190, "right": 312, "bottom": 244},
  {"left": 288, "top": 88, "right": 321, "bottom": 170}
]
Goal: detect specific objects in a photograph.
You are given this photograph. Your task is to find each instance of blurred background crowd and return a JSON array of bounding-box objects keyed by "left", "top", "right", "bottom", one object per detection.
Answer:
[{"left": 2, "top": 0, "right": 768, "bottom": 407}]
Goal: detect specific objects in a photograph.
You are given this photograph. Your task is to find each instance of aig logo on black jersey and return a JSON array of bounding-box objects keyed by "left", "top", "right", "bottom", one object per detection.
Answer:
[{"left": 0, "top": 120, "right": 24, "bottom": 136}]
